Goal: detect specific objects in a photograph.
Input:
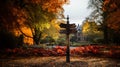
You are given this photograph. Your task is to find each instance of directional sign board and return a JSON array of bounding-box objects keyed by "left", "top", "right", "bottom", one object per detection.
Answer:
[
  {"left": 60, "top": 23, "right": 76, "bottom": 28},
  {"left": 69, "top": 28, "right": 77, "bottom": 33},
  {"left": 69, "top": 24, "right": 76, "bottom": 28},
  {"left": 60, "top": 23, "right": 66, "bottom": 28},
  {"left": 60, "top": 23, "right": 77, "bottom": 34},
  {"left": 60, "top": 30, "right": 66, "bottom": 34}
]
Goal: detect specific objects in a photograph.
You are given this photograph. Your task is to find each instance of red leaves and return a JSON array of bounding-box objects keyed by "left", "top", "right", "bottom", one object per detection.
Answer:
[
  {"left": 1, "top": 45, "right": 120, "bottom": 58},
  {"left": 71, "top": 45, "right": 99, "bottom": 56},
  {"left": 3, "top": 47, "right": 66, "bottom": 57},
  {"left": 71, "top": 45, "right": 120, "bottom": 58},
  {"left": 52, "top": 46, "right": 66, "bottom": 56},
  {"left": 103, "top": 0, "right": 120, "bottom": 32}
]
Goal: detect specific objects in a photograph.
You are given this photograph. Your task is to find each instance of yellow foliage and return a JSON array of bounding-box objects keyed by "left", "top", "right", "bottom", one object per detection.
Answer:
[
  {"left": 82, "top": 21, "right": 100, "bottom": 35},
  {"left": 24, "top": 37, "right": 33, "bottom": 45},
  {"left": 43, "top": 19, "right": 61, "bottom": 40},
  {"left": 82, "top": 21, "right": 90, "bottom": 34},
  {"left": 39, "top": 23, "right": 50, "bottom": 31},
  {"left": 21, "top": 27, "right": 33, "bottom": 45},
  {"left": 13, "top": 27, "right": 33, "bottom": 45}
]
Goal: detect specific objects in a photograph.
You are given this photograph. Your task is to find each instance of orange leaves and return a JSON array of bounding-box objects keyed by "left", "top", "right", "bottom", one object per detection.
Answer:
[
  {"left": 110, "top": 3, "right": 117, "bottom": 9},
  {"left": 28, "top": 0, "right": 69, "bottom": 8},
  {"left": 103, "top": 0, "right": 118, "bottom": 12},
  {"left": 102, "top": 0, "right": 120, "bottom": 32},
  {"left": 71, "top": 45, "right": 99, "bottom": 56},
  {"left": 12, "top": 8, "right": 29, "bottom": 36},
  {"left": 41, "top": 0, "right": 69, "bottom": 13},
  {"left": 104, "top": 0, "right": 110, "bottom": 5},
  {"left": 1, "top": 45, "right": 120, "bottom": 58},
  {"left": 106, "top": 9, "right": 120, "bottom": 31},
  {"left": 53, "top": 46, "right": 66, "bottom": 56},
  {"left": 71, "top": 45, "right": 120, "bottom": 58}
]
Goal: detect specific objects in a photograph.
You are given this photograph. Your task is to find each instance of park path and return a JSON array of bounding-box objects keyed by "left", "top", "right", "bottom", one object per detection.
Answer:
[{"left": 0, "top": 56, "right": 120, "bottom": 67}]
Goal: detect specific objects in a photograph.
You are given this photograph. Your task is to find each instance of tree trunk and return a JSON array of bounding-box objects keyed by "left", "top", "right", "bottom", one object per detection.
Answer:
[
  {"left": 103, "top": 25, "right": 108, "bottom": 44},
  {"left": 103, "top": 12, "right": 109, "bottom": 44},
  {"left": 33, "top": 29, "right": 42, "bottom": 45}
]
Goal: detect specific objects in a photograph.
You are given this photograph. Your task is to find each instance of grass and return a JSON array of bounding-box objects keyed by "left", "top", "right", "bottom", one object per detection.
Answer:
[{"left": 70, "top": 41, "right": 92, "bottom": 46}]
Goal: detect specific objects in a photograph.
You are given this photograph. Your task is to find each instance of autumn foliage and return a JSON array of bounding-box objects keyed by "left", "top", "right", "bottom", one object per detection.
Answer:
[
  {"left": 103, "top": 0, "right": 120, "bottom": 32},
  {"left": 0, "top": 45, "right": 120, "bottom": 59},
  {"left": 0, "top": 0, "right": 69, "bottom": 45}
]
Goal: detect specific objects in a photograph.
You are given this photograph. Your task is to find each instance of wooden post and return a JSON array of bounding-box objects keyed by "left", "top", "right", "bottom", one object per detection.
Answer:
[
  {"left": 59, "top": 15, "right": 76, "bottom": 63},
  {"left": 66, "top": 15, "right": 70, "bottom": 63}
]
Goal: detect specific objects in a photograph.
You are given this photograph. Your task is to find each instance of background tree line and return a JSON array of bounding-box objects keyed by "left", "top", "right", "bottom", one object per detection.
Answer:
[{"left": 87, "top": 0, "right": 120, "bottom": 44}]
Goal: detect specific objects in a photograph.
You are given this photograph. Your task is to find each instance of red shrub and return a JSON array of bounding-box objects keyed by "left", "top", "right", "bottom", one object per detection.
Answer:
[{"left": 2, "top": 45, "right": 120, "bottom": 58}]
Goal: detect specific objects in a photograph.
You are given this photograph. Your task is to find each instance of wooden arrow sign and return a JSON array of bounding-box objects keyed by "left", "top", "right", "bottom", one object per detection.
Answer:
[
  {"left": 69, "top": 28, "right": 77, "bottom": 33},
  {"left": 69, "top": 24, "right": 76, "bottom": 28},
  {"left": 60, "top": 28, "right": 77, "bottom": 34},
  {"left": 60, "top": 23, "right": 66, "bottom": 28},
  {"left": 60, "top": 23, "right": 76, "bottom": 28},
  {"left": 60, "top": 23, "right": 77, "bottom": 34},
  {"left": 60, "top": 30, "right": 66, "bottom": 34}
]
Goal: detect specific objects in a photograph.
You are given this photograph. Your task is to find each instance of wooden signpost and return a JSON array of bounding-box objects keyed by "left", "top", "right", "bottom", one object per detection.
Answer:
[{"left": 60, "top": 15, "right": 77, "bottom": 63}]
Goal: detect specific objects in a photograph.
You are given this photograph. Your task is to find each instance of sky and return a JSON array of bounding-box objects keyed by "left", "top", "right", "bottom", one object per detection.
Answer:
[{"left": 63, "top": 0, "right": 92, "bottom": 25}]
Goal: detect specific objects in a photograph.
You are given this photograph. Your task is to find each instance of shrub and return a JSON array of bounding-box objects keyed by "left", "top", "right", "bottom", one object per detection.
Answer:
[{"left": 0, "top": 30, "right": 18, "bottom": 49}]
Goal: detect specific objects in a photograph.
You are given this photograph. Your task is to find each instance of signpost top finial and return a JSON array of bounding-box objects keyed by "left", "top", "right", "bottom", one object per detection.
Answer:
[
  {"left": 67, "top": 15, "right": 69, "bottom": 20},
  {"left": 67, "top": 15, "right": 69, "bottom": 24}
]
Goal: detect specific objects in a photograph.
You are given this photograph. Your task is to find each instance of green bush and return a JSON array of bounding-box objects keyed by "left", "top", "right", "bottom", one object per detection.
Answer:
[{"left": 94, "top": 38, "right": 104, "bottom": 44}]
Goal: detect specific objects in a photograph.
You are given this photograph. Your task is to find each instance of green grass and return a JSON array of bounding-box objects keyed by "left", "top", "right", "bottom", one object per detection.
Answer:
[{"left": 70, "top": 41, "right": 91, "bottom": 47}]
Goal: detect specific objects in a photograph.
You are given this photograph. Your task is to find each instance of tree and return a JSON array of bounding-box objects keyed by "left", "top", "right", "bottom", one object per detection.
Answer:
[
  {"left": 0, "top": 0, "right": 69, "bottom": 45},
  {"left": 88, "top": 0, "right": 120, "bottom": 44},
  {"left": 88, "top": 0, "right": 103, "bottom": 24},
  {"left": 0, "top": 0, "right": 19, "bottom": 30},
  {"left": 102, "top": 0, "right": 120, "bottom": 44},
  {"left": 103, "top": 0, "right": 120, "bottom": 32},
  {"left": 0, "top": 30, "right": 18, "bottom": 49},
  {"left": 43, "top": 19, "right": 61, "bottom": 40},
  {"left": 82, "top": 18, "right": 103, "bottom": 43},
  {"left": 21, "top": 3, "right": 55, "bottom": 45},
  {"left": 88, "top": 0, "right": 108, "bottom": 43}
]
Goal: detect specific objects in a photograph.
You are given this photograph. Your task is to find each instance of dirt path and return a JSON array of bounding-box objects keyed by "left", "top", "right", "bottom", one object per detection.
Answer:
[{"left": 0, "top": 56, "right": 120, "bottom": 67}]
